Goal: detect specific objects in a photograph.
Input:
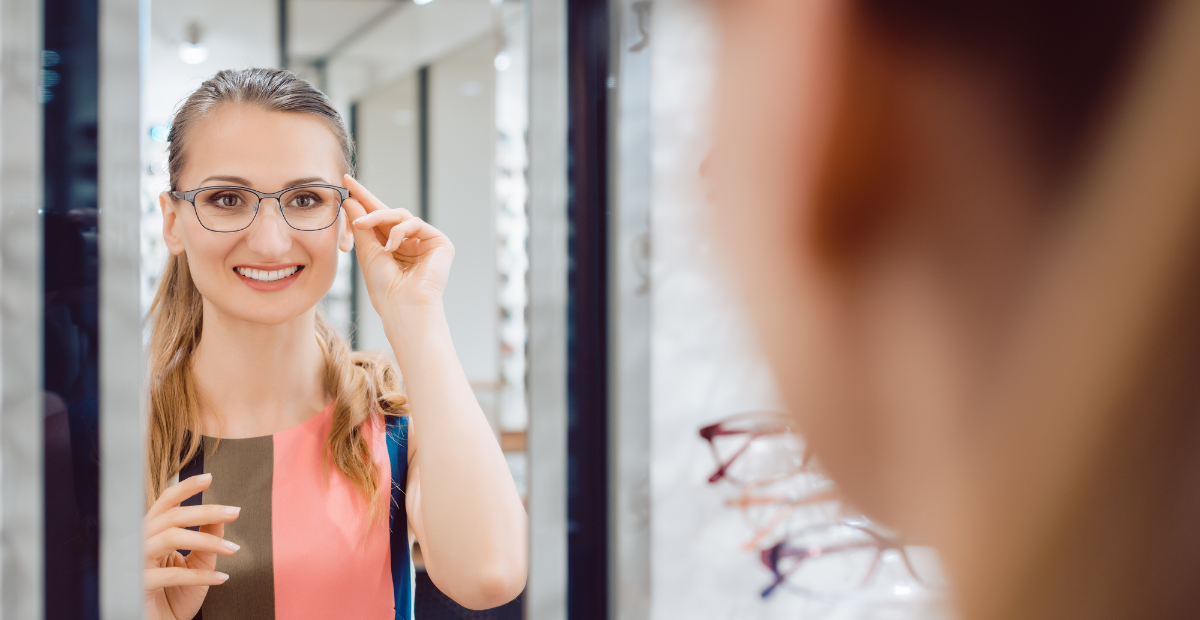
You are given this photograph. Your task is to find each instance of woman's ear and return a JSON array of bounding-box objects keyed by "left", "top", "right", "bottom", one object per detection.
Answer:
[
  {"left": 160, "top": 192, "right": 186, "bottom": 255},
  {"left": 337, "top": 209, "right": 355, "bottom": 252}
]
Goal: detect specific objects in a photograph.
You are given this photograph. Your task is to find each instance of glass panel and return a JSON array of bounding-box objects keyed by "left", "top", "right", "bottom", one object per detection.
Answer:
[{"left": 43, "top": 0, "right": 101, "bottom": 615}]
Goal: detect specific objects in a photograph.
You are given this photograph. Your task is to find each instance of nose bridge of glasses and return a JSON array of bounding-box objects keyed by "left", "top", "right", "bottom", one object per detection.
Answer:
[
  {"left": 245, "top": 191, "right": 292, "bottom": 232},
  {"left": 255, "top": 189, "right": 286, "bottom": 210}
]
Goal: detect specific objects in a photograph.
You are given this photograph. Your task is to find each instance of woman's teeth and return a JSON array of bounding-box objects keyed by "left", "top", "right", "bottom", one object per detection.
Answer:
[{"left": 236, "top": 266, "right": 300, "bottom": 282}]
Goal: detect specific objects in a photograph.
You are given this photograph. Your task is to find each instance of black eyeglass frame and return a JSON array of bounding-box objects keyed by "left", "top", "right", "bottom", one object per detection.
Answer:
[{"left": 168, "top": 183, "right": 351, "bottom": 233}]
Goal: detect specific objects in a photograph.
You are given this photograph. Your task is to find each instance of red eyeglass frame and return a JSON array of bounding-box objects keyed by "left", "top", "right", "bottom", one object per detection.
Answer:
[{"left": 697, "top": 411, "right": 812, "bottom": 485}]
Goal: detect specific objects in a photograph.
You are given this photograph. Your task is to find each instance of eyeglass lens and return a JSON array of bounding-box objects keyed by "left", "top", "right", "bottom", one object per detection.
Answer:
[
  {"left": 193, "top": 186, "right": 342, "bottom": 232},
  {"left": 710, "top": 424, "right": 806, "bottom": 485},
  {"left": 771, "top": 526, "right": 947, "bottom": 597},
  {"left": 775, "top": 524, "right": 880, "bottom": 596}
]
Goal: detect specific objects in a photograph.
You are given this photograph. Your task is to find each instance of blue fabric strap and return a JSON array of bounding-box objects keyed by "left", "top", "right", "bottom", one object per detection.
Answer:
[{"left": 386, "top": 415, "right": 413, "bottom": 620}]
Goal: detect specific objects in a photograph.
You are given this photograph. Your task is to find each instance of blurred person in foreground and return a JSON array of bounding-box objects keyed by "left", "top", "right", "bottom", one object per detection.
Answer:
[{"left": 711, "top": 0, "right": 1200, "bottom": 618}]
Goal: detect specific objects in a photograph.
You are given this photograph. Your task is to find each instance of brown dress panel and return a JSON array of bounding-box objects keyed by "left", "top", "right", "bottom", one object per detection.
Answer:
[{"left": 201, "top": 435, "right": 276, "bottom": 620}]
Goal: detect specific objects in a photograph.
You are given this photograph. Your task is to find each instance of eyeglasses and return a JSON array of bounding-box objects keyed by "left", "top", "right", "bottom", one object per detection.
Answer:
[
  {"left": 726, "top": 483, "right": 842, "bottom": 550},
  {"left": 698, "top": 411, "right": 813, "bottom": 485},
  {"left": 168, "top": 184, "right": 350, "bottom": 232},
  {"left": 759, "top": 521, "right": 946, "bottom": 600}
]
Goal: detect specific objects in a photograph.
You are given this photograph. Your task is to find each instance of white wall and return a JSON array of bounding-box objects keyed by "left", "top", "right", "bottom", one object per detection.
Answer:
[
  {"left": 428, "top": 36, "right": 500, "bottom": 392},
  {"left": 351, "top": 36, "right": 500, "bottom": 403}
]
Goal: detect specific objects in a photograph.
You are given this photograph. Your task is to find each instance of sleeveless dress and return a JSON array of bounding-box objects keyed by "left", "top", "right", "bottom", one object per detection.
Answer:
[{"left": 178, "top": 404, "right": 414, "bottom": 620}]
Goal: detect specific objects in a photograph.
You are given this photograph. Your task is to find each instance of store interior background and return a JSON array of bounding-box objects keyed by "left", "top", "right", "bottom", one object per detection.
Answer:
[{"left": 130, "top": 1, "right": 947, "bottom": 619}]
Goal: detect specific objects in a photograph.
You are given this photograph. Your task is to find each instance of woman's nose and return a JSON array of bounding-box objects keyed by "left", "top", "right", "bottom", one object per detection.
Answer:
[{"left": 244, "top": 200, "right": 292, "bottom": 259}]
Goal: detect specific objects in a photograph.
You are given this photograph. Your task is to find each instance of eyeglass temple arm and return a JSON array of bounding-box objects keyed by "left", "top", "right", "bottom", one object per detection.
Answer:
[
  {"left": 705, "top": 434, "right": 756, "bottom": 484},
  {"left": 759, "top": 538, "right": 881, "bottom": 598},
  {"left": 759, "top": 545, "right": 787, "bottom": 598},
  {"left": 737, "top": 488, "right": 842, "bottom": 550}
]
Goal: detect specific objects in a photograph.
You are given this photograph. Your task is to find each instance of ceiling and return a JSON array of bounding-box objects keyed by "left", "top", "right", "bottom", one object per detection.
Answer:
[{"left": 147, "top": 0, "right": 503, "bottom": 126}]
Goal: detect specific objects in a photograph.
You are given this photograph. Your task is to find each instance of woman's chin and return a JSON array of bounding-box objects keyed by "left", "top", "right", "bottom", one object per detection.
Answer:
[{"left": 206, "top": 299, "right": 315, "bottom": 328}]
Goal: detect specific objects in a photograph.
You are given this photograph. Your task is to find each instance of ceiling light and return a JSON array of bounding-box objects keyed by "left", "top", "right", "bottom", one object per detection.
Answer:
[
  {"left": 179, "top": 43, "right": 208, "bottom": 65},
  {"left": 494, "top": 52, "right": 511, "bottom": 72},
  {"left": 413, "top": 0, "right": 435, "bottom": 5},
  {"left": 179, "top": 22, "right": 208, "bottom": 65}
]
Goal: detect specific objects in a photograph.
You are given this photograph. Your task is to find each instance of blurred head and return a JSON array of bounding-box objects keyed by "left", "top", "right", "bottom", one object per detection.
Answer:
[
  {"left": 708, "top": 0, "right": 1200, "bottom": 618},
  {"left": 160, "top": 69, "right": 355, "bottom": 326}
]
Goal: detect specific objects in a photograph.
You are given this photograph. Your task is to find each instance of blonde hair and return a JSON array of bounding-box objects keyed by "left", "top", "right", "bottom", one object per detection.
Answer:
[{"left": 146, "top": 68, "right": 407, "bottom": 511}]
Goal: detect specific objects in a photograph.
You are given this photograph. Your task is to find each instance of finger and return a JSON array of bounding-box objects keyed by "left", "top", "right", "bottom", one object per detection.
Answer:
[
  {"left": 352, "top": 207, "right": 414, "bottom": 230},
  {"left": 145, "top": 504, "right": 240, "bottom": 539},
  {"left": 344, "top": 198, "right": 391, "bottom": 255},
  {"left": 146, "top": 473, "right": 212, "bottom": 522},
  {"left": 145, "top": 566, "right": 229, "bottom": 591},
  {"left": 343, "top": 175, "right": 390, "bottom": 214},
  {"left": 188, "top": 521, "right": 226, "bottom": 570},
  {"left": 145, "top": 527, "right": 239, "bottom": 562},
  {"left": 383, "top": 218, "right": 426, "bottom": 252},
  {"left": 342, "top": 196, "right": 368, "bottom": 222}
]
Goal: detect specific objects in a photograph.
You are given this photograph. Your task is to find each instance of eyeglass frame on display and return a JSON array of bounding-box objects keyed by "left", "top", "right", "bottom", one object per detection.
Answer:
[
  {"left": 698, "top": 411, "right": 813, "bottom": 485},
  {"left": 759, "top": 521, "right": 942, "bottom": 600},
  {"left": 726, "top": 484, "right": 843, "bottom": 551},
  {"left": 168, "top": 183, "right": 351, "bottom": 232}
]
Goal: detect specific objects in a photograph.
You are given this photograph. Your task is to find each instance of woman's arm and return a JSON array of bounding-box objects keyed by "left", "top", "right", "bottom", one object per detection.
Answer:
[
  {"left": 394, "top": 308, "right": 527, "bottom": 609},
  {"left": 342, "top": 175, "right": 527, "bottom": 610}
]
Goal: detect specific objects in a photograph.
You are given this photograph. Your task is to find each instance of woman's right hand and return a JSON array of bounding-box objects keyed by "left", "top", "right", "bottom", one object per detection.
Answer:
[{"left": 144, "top": 473, "right": 241, "bottom": 620}]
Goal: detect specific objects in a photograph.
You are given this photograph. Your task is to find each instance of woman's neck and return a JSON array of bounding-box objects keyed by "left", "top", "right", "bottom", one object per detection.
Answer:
[{"left": 191, "top": 299, "right": 329, "bottom": 438}]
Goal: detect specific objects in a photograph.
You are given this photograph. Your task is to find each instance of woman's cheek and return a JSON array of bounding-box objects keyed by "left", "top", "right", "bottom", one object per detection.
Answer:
[{"left": 300, "top": 235, "right": 341, "bottom": 291}]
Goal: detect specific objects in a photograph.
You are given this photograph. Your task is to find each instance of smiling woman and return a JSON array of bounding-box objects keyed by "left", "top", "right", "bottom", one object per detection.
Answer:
[{"left": 142, "top": 68, "right": 526, "bottom": 620}]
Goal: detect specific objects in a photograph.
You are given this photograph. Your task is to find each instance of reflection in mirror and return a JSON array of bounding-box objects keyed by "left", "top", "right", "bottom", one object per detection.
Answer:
[{"left": 142, "top": 1, "right": 529, "bottom": 617}]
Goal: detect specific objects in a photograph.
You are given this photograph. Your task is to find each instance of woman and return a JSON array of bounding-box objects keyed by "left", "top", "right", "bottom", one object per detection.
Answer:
[
  {"left": 140, "top": 69, "right": 526, "bottom": 620},
  {"left": 712, "top": 0, "right": 1200, "bottom": 618}
]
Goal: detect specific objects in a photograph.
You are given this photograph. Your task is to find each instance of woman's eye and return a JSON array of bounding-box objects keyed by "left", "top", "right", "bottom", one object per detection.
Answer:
[
  {"left": 215, "top": 194, "right": 242, "bottom": 208},
  {"left": 290, "top": 194, "right": 317, "bottom": 208}
]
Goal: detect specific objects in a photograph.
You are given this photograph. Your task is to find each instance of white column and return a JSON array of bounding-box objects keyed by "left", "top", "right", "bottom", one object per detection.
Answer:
[
  {"left": 99, "top": 0, "right": 145, "bottom": 615},
  {"left": 527, "top": 0, "right": 569, "bottom": 616}
]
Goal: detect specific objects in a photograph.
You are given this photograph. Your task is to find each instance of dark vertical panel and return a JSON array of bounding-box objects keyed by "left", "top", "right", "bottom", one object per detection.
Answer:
[
  {"left": 348, "top": 101, "right": 360, "bottom": 349},
  {"left": 418, "top": 65, "right": 430, "bottom": 223},
  {"left": 566, "top": 0, "right": 610, "bottom": 617},
  {"left": 42, "top": 0, "right": 101, "bottom": 615},
  {"left": 278, "top": 0, "right": 289, "bottom": 69}
]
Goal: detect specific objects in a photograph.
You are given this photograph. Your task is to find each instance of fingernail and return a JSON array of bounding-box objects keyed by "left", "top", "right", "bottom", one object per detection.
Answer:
[
  {"left": 215, "top": 572, "right": 230, "bottom": 582},
  {"left": 197, "top": 473, "right": 212, "bottom": 482},
  {"left": 223, "top": 540, "right": 241, "bottom": 552},
  {"left": 353, "top": 217, "right": 363, "bottom": 225},
  {"left": 223, "top": 506, "right": 241, "bottom": 516}
]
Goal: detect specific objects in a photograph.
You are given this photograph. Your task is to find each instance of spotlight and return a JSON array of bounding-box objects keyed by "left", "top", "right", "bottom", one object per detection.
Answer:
[
  {"left": 179, "top": 22, "right": 208, "bottom": 65},
  {"left": 494, "top": 52, "right": 511, "bottom": 72}
]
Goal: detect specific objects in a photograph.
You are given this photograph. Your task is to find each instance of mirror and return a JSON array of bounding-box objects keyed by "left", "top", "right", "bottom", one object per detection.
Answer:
[{"left": 142, "top": 0, "right": 529, "bottom": 616}]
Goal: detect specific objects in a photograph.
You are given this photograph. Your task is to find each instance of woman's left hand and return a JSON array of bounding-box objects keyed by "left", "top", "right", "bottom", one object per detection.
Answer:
[{"left": 342, "top": 175, "right": 455, "bottom": 313}]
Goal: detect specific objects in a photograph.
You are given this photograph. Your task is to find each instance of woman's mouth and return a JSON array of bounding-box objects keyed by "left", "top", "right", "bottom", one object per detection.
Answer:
[
  {"left": 234, "top": 265, "right": 303, "bottom": 291},
  {"left": 235, "top": 265, "right": 301, "bottom": 282}
]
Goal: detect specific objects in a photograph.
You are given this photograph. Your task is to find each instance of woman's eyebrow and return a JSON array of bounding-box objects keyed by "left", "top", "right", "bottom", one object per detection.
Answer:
[
  {"left": 282, "top": 177, "right": 328, "bottom": 187},
  {"left": 198, "top": 174, "right": 252, "bottom": 186},
  {"left": 196, "top": 175, "right": 329, "bottom": 188}
]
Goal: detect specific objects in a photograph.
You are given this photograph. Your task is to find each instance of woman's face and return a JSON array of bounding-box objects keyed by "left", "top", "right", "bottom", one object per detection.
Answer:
[{"left": 161, "top": 104, "right": 353, "bottom": 326}]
